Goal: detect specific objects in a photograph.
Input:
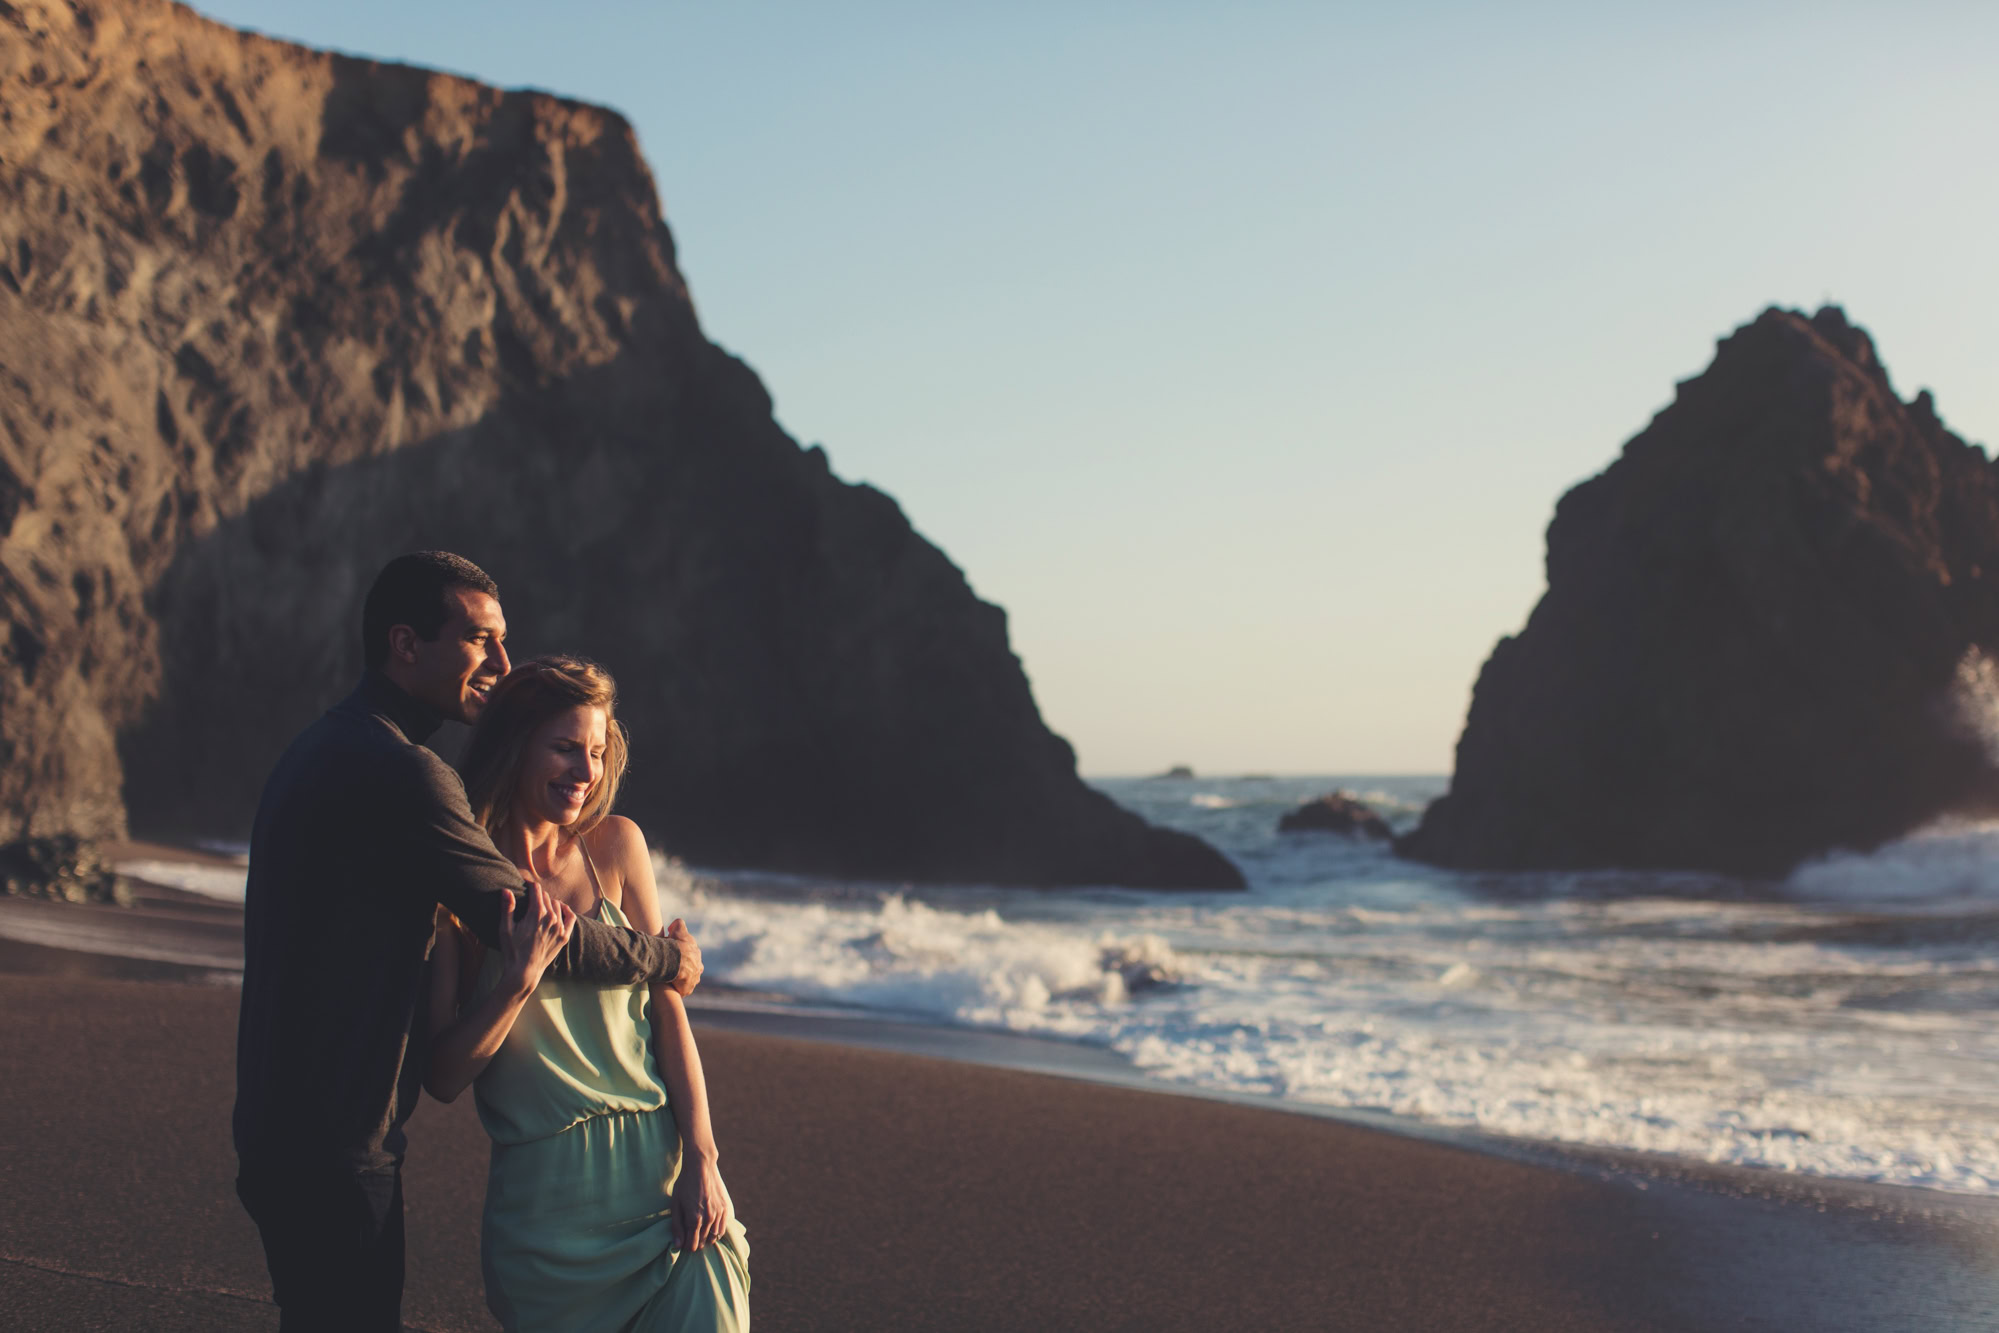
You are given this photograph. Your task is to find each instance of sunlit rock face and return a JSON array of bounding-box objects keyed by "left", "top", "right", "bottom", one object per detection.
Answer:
[
  {"left": 0, "top": 0, "right": 1242, "bottom": 889},
  {"left": 1402, "top": 306, "right": 1999, "bottom": 876}
]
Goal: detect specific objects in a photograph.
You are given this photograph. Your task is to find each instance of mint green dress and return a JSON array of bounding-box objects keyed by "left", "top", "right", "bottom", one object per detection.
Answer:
[{"left": 473, "top": 889, "right": 750, "bottom": 1332}]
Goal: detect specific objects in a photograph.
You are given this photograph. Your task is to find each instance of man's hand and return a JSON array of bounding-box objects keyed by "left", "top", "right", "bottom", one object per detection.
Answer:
[{"left": 667, "top": 918, "right": 702, "bottom": 996}]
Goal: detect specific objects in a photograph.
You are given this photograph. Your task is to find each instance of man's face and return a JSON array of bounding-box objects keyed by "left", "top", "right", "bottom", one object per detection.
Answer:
[{"left": 391, "top": 587, "right": 510, "bottom": 724}]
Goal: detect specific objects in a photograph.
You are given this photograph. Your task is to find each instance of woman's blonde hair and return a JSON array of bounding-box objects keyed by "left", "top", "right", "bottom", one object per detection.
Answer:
[{"left": 460, "top": 655, "right": 630, "bottom": 837}]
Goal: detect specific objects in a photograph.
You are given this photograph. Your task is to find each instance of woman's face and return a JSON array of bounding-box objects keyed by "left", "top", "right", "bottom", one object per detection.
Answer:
[{"left": 515, "top": 704, "right": 608, "bottom": 827}]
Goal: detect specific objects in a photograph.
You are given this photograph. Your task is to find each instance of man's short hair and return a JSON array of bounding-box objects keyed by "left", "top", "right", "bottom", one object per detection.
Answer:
[{"left": 362, "top": 552, "right": 500, "bottom": 671}]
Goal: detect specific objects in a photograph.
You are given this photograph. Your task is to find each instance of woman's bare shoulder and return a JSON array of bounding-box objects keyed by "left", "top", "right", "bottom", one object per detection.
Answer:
[
  {"left": 584, "top": 816, "right": 656, "bottom": 919},
  {"left": 584, "top": 815, "right": 648, "bottom": 868}
]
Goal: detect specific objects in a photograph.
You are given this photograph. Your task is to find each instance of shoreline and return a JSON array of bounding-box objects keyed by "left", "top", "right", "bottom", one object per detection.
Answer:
[
  {"left": 688, "top": 1001, "right": 1999, "bottom": 1234},
  {"left": 4, "top": 871, "right": 1996, "bottom": 1235}
]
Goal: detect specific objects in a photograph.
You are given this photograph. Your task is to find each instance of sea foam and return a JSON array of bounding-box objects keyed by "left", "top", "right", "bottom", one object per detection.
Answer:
[
  {"left": 655, "top": 776, "right": 1999, "bottom": 1197},
  {"left": 116, "top": 859, "right": 250, "bottom": 903},
  {"left": 1786, "top": 819, "right": 1999, "bottom": 905}
]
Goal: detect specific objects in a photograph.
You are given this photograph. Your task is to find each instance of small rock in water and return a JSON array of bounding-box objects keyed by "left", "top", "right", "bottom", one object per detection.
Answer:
[
  {"left": 1099, "top": 940, "right": 1182, "bottom": 993},
  {"left": 0, "top": 834, "right": 133, "bottom": 906},
  {"left": 1152, "top": 765, "right": 1196, "bottom": 780},
  {"left": 1278, "top": 792, "right": 1392, "bottom": 840}
]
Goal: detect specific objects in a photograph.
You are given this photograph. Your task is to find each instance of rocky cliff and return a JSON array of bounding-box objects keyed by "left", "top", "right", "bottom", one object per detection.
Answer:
[
  {"left": 0, "top": 0, "right": 1243, "bottom": 889},
  {"left": 1401, "top": 306, "right": 1999, "bottom": 876}
]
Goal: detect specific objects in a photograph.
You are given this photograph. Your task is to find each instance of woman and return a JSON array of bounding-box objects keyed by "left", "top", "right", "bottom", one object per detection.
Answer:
[{"left": 425, "top": 656, "right": 750, "bottom": 1332}]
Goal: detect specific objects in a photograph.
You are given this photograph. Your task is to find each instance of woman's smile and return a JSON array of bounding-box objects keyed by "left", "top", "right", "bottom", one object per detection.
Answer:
[{"left": 513, "top": 704, "right": 610, "bottom": 828}]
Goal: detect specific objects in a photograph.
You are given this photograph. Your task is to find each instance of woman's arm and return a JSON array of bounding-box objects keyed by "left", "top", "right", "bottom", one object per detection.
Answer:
[
  {"left": 607, "top": 818, "right": 734, "bottom": 1251},
  {"left": 653, "top": 988, "right": 732, "bottom": 1251},
  {"left": 651, "top": 991, "right": 731, "bottom": 1255},
  {"left": 423, "top": 887, "right": 576, "bottom": 1103}
]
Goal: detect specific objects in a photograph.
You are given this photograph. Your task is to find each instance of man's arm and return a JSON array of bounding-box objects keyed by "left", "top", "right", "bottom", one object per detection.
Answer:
[{"left": 389, "top": 747, "right": 689, "bottom": 988}]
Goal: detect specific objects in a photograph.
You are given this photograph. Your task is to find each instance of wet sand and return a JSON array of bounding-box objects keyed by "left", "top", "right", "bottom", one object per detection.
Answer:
[{"left": 3, "top": 958, "right": 1997, "bottom": 1331}]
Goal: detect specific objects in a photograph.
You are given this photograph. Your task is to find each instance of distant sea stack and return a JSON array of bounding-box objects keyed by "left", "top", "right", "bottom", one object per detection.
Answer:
[
  {"left": 1278, "top": 793, "right": 1390, "bottom": 840},
  {"left": 0, "top": 0, "right": 1242, "bottom": 890},
  {"left": 1401, "top": 306, "right": 1999, "bottom": 876}
]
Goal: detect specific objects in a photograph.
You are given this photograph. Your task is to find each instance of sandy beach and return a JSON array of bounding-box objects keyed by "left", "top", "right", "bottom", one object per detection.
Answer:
[{"left": 4, "top": 869, "right": 1998, "bottom": 1332}]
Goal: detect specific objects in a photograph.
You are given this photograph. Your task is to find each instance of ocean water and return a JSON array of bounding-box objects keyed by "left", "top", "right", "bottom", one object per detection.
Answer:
[
  {"left": 661, "top": 777, "right": 1999, "bottom": 1197},
  {"left": 113, "top": 778, "right": 1999, "bottom": 1195}
]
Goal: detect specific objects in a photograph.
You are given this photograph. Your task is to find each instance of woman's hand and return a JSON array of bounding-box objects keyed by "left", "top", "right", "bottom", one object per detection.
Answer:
[
  {"left": 496, "top": 884, "right": 574, "bottom": 997},
  {"left": 670, "top": 1155, "right": 733, "bottom": 1252}
]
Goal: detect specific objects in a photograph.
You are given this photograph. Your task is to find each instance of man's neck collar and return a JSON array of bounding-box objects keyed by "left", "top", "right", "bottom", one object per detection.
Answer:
[{"left": 358, "top": 670, "right": 445, "bottom": 744}]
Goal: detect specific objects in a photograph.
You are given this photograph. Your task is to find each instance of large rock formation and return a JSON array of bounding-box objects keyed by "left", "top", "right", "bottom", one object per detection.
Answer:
[
  {"left": 1401, "top": 306, "right": 1999, "bottom": 876},
  {"left": 0, "top": 0, "right": 1242, "bottom": 889}
]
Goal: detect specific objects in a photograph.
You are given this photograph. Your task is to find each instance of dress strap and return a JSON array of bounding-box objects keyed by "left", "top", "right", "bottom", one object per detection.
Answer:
[{"left": 575, "top": 835, "right": 609, "bottom": 919}]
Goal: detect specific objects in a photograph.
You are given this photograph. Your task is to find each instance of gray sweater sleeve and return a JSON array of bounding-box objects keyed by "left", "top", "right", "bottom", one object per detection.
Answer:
[{"left": 392, "top": 747, "right": 682, "bottom": 987}]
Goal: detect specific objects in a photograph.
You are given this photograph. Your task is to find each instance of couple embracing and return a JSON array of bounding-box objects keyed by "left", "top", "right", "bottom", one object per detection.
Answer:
[{"left": 233, "top": 552, "right": 751, "bottom": 1331}]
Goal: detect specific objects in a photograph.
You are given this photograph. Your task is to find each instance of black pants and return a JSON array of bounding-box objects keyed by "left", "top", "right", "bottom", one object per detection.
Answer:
[{"left": 237, "top": 1162, "right": 406, "bottom": 1332}]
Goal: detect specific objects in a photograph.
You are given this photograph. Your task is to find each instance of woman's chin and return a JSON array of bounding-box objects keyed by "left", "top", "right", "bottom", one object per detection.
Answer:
[{"left": 514, "top": 800, "right": 585, "bottom": 828}]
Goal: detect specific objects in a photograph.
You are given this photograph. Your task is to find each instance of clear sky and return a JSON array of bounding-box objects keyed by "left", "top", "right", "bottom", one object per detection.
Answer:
[{"left": 192, "top": 1, "right": 1999, "bottom": 776}]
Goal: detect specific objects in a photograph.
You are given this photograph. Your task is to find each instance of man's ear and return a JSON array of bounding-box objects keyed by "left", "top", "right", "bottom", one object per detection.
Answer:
[{"left": 386, "top": 624, "right": 421, "bottom": 664}]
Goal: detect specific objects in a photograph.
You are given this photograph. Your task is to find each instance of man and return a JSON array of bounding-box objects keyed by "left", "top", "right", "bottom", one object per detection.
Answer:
[{"left": 233, "top": 551, "right": 702, "bottom": 1331}]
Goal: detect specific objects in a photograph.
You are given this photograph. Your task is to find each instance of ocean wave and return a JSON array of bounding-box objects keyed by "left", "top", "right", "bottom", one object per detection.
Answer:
[
  {"left": 657, "top": 847, "right": 1999, "bottom": 1197},
  {"left": 657, "top": 862, "right": 1184, "bottom": 1029},
  {"left": 1786, "top": 820, "right": 1999, "bottom": 907},
  {"left": 116, "top": 859, "right": 249, "bottom": 903},
  {"left": 1342, "top": 788, "right": 1429, "bottom": 816}
]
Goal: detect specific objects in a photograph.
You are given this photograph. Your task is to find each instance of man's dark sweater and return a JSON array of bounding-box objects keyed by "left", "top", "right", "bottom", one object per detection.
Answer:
[{"left": 232, "top": 673, "right": 681, "bottom": 1175}]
